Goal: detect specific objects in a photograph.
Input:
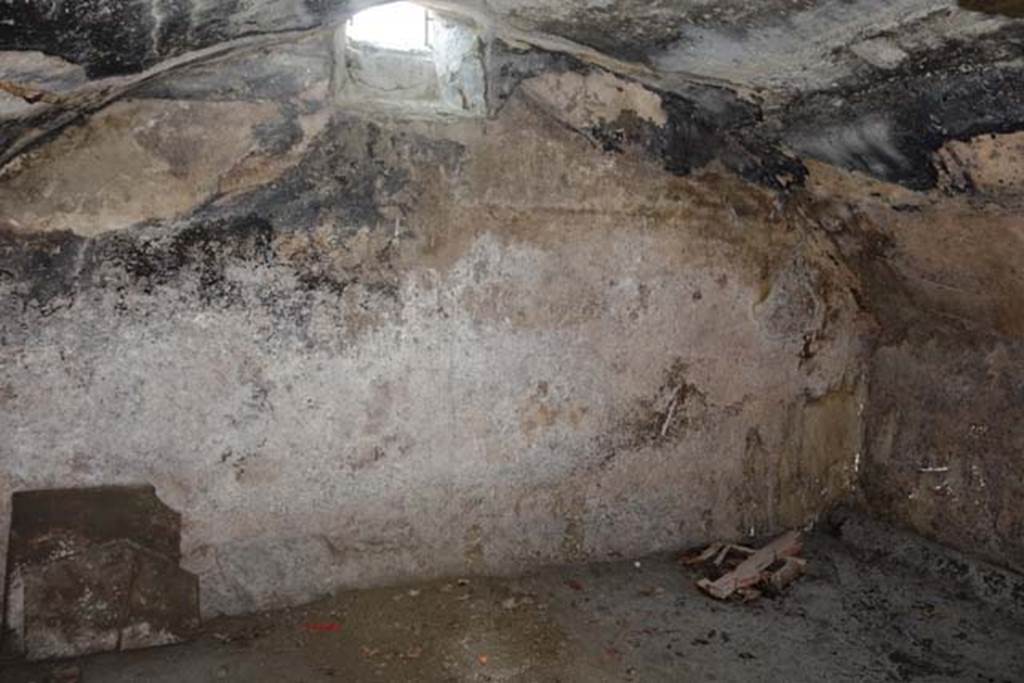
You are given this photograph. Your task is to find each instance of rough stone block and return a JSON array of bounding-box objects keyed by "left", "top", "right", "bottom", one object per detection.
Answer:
[{"left": 3, "top": 486, "right": 199, "bottom": 661}]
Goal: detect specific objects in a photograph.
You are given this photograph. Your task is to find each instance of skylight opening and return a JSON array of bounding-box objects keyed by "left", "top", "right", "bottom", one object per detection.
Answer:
[{"left": 347, "top": 2, "right": 432, "bottom": 52}]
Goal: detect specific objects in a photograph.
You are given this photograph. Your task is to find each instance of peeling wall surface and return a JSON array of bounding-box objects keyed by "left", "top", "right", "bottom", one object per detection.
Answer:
[{"left": 1, "top": 0, "right": 1023, "bottom": 619}]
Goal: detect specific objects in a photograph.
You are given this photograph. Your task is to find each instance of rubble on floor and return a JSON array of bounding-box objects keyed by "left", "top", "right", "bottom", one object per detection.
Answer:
[{"left": 683, "top": 530, "right": 807, "bottom": 601}]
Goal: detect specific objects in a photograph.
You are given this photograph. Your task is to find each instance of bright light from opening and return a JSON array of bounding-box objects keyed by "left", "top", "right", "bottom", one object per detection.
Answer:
[{"left": 347, "top": 2, "right": 431, "bottom": 52}]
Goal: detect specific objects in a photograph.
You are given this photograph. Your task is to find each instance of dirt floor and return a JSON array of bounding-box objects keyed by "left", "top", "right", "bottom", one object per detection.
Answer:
[{"left": 4, "top": 512, "right": 1023, "bottom": 683}]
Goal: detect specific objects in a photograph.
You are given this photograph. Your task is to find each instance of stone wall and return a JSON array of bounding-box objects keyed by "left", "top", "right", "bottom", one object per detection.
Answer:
[
  {"left": 0, "top": 37, "right": 870, "bottom": 616},
  {"left": 807, "top": 145, "right": 1024, "bottom": 574}
]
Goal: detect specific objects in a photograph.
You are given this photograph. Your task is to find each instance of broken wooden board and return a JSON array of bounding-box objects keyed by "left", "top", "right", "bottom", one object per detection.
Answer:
[{"left": 690, "top": 530, "right": 805, "bottom": 600}]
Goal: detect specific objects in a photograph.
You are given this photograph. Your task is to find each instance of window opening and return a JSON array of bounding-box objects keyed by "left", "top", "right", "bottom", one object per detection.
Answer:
[{"left": 347, "top": 2, "right": 432, "bottom": 52}]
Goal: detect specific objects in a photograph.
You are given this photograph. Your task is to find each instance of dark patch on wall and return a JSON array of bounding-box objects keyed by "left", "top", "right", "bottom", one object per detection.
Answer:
[
  {"left": 0, "top": 211, "right": 393, "bottom": 345},
  {"left": 0, "top": 0, "right": 331, "bottom": 78},
  {"left": 647, "top": 92, "right": 805, "bottom": 189},
  {"left": 780, "top": 25, "right": 1024, "bottom": 190},
  {"left": 553, "top": 69, "right": 805, "bottom": 191},
  {"left": 199, "top": 115, "right": 465, "bottom": 231},
  {"left": 591, "top": 358, "right": 710, "bottom": 471},
  {"left": 0, "top": 227, "right": 85, "bottom": 313},
  {"left": 93, "top": 215, "right": 276, "bottom": 303},
  {"left": 486, "top": 40, "right": 586, "bottom": 115},
  {"left": 655, "top": 96, "right": 721, "bottom": 174},
  {"left": 494, "top": 43, "right": 803, "bottom": 191},
  {"left": 253, "top": 107, "right": 306, "bottom": 156},
  {"left": 0, "top": 0, "right": 156, "bottom": 77},
  {"left": 220, "top": 449, "right": 254, "bottom": 482},
  {"left": 958, "top": 0, "right": 1024, "bottom": 17},
  {"left": 715, "top": 132, "right": 808, "bottom": 191},
  {"left": 531, "top": 12, "right": 682, "bottom": 65},
  {"left": 0, "top": 115, "right": 462, "bottom": 327}
]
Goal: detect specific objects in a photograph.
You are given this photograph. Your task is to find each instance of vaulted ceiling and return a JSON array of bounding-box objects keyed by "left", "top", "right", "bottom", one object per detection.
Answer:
[{"left": 1, "top": 0, "right": 1023, "bottom": 187}]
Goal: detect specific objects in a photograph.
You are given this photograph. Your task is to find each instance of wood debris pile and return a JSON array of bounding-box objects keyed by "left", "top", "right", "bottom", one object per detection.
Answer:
[{"left": 681, "top": 530, "right": 806, "bottom": 601}]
